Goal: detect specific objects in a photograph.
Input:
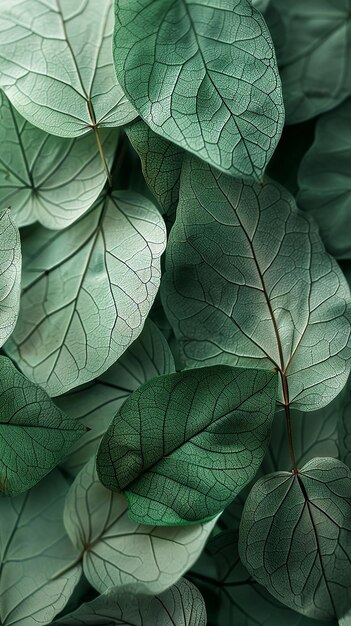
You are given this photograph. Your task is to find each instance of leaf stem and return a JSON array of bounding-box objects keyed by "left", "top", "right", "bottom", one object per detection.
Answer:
[
  {"left": 280, "top": 371, "right": 298, "bottom": 474},
  {"left": 87, "top": 99, "right": 112, "bottom": 188}
]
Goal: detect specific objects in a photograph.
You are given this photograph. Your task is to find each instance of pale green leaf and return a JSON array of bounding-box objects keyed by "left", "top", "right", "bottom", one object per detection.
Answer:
[
  {"left": 5, "top": 191, "right": 166, "bottom": 396},
  {"left": 239, "top": 457, "right": 351, "bottom": 620},
  {"left": 0, "top": 207, "right": 21, "bottom": 347},
  {"left": 64, "top": 457, "right": 217, "bottom": 595},
  {"left": 57, "top": 319, "right": 175, "bottom": 477},
  {"left": 0, "top": 91, "right": 119, "bottom": 230},
  {"left": 114, "top": 0, "right": 284, "bottom": 179},
  {"left": 298, "top": 98, "right": 351, "bottom": 259},
  {"left": 267, "top": 0, "right": 351, "bottom": 123},
  {"left": 0, "top": 0, "right": 137, "bottom": 137},
  {"left": 0, "top": 356, "right": 85, "bottom": 496},
  {"left": 161, "top": 155, "right": 351, "bottom": 411},
  {"left": 54, "top": 578, "right": 206, "bottom": 625},
  {"left": 0, "top": 470, "right": 81, "bottom": 626},
  {"left": 96, "top": 365, "right": 277, "bottom": 525}
]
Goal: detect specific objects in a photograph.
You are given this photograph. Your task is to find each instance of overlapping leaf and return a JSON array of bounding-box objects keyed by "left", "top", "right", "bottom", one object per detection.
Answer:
[
  {"left": 0, "top": 207, "right": 21, "bottom": 346},
  {"left": 298, "top": 99, "right": 351, "bottom": 259},
  {"left": 97, "top": 365, "right": 277, "bottom": 525},
  {"left": 267, "top": 0, "right": 351, "bottom": 123},
  {"left": 5, "top": 191, "right": 166, "bottom": 396},
  {"left": 0, "top": 0, "right": 137, "bottom": 136},
  {"left": 239, "top": 458, "right": 351, "bottom": 620},
  {"left": 0, "top": 470, "right": 81, "bottom": 626},
  {"left": 114, "top": 0, "right": 284, "bottom": 179},
  {"left": 0, "top": 356, "right": 85, "bottom": 495},
  {"left": 64, "top": 458, "right": 217, "bottom": 595},
  {"left": 162, "top": 156, "right": 351, "bottom": 410},
  {"left": 54, "top": 579, "right": 206, "bottom": 625},
  {"left": 57, "top": 319, "right": 175, "bottom": 476},
  {"left": 0, "top": 91, "right": 118, "bottom": 229}
]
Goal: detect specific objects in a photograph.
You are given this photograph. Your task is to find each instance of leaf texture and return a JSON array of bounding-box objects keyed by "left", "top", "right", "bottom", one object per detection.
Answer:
[
  {"left": 5, "top": 191, "right": 166, "bottom": 396},
  {"left": 0, "top": 356, "right": 85, "bottom": 496},
  {"left": 57, "top": 319, "right": 175, "bottom": 476},
  {"left": 0, "top": 207, "right": 21, "bottom": 348},
  {"left": 54, "top": 579, "right": 206, "bottom": 625},
  {"left": 64, "top": 457, "right": 217, "bottom": 595},
  {"left": 114, "top": 0, "right": 284, "bottom": 179},
  {"left": 0, "top": 91, "right": 119, "bottom": 230},
  {"left": 239, "top": 457, "right": 351, "bottom": 620},
  {"left": 0, "top": 0, "right": 137, "bottom": 136},
  {"left": 298, "top": 98, "right": 351, "bottom": 259},
  {"left": 0, "top": 470, "right": 81, "bottom": 626},
  {"left": 96, "top": 365, "right": 277, "bottom": 525},
  {"left": 161, "top": 155, "right": 351, "bottom": 410}
]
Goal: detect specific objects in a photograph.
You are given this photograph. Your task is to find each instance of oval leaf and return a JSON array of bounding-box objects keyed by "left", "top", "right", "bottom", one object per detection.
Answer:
[
  {"left": 0, "top": 0, "right": 137, "bottom": 136},
  {"left": 57, "top": 319, "right": 175, "bottom": 476},
  {"left": 239, "top": 457, "right": 351, "bottom": 620},
  {"left": 161, "top": 155, "right": 351, "bottom": 410},
  {"left": 0, "top": 471, "right": 81, "bottom": 626},
  {"left": 54, "top": 578, "right": 206, "bottom": 625},
  {"left": 0, "top": 91, "right": 119, "bottom": 229},
  {"left": 64, "top": 457, "right": 217, "bottom": 595},
  {"left": 5, "top": 191, "right": 166, "bottom": 396},
  {"left": 114, "top": 0, "right": 284, "bottom": 179},
  {"left": 0, "top": 207, "right": 21, "bottom": 347},
  {"left": 0, "top": 356, "right": 85, "bottom": 495},
  {"left": 96, "top": 365, "right": 277, "bottom": 525}
]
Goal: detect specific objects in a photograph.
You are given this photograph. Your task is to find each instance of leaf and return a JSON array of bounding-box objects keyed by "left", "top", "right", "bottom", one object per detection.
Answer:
[
  {"left": 252, "top": 0, "right": 270, "bottom": 11},
  {"left": 0, "top": 91, "right": 119, "bottom": 230},
  {"left": 0, "top": 0, "right": 137, "bottom": 137},
  {"left": 57, "top": 319, "right": 175, "bottom": 477},
  {"left": 338, "top": 377, "right": 351, "bottom": 468},
  {"left": 161, "top": 155, "right": 351, "bottom": 411},
  {"left": 126, "top": 119, "right": 184, "bottom": 227},
  {"left": 267, "top": 0, "right": 351, "bottom": 123},
  {"left": 0, "top": 470, "right": 81, "bottom": 626},
  {"left": 298, "top": 98, "right": 351, "bottom": 259},
  {"left": 239, "top": 457, "right": 351, "bottom": 620},
  {"left": 114, "top": 0, "right": 284, "bottom": 179},
  {"left": 54, "top": 578, "right": 206, "bottom": 625},
  {"left": 0, "top": 208, "right": 21, "bottom": 346},
  {"left": 4, "top": 191, "right": 166, "bottom": 396},
  {"left": 96, "top": 365, "right": 277, "bottom": 526},
  {"left": 0, "top": 356, "right": 85, "bottom": 496},
  {"left": 64, "top": 457, "right": 217, "bottom": 595}
]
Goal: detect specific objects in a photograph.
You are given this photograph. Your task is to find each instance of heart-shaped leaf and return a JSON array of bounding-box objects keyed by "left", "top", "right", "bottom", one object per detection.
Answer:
[
  {"left": 54, "top": 578, "right": 206, "bottom": 626},
  {"left": 64, "top": 457, "right": 217, "bottom": 595},
  {"left": 239, "top": 457, "right": 351, "bottom": 620},
  {"left": 161, "top": 155, "right": 351, "bottom": 411},
  {"left": 0, "top": 207, "right": 21, "bottom": 347},
  {"left": 0, "top": 91, "right": 119, "bottom": 230},
  {"left": 114, "top": 0, "right": 284, "bottom": 179},
  {"left": 0, "top": 470, "right": 81, "bottom": 626},
  {"left": 0, "top": 356, "right": 86, "bottom": 496},
  {"left": 57, "top": 319, "right": 175, "bottom": 476},
  {"left": 96, "top": 365, "right": 277, "bottom": 525},
  {"left": 0, "top": 0, "right": 137, "bottom": 137},
  {"left": 5, "top": 191, "right": 166, "bottom": 396}
]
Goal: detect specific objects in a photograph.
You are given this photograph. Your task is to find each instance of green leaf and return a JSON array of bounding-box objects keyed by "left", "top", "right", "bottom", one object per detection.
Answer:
[
  {"left": 5, "top": 191, "right": 166, "bottom": 396},
  {"left": 0, "top": 207, "right": 21, "bottom": 347},
  {"left": 64, "top": 457, "right": 217, "bottom": 595},
  {"left": 0, "top": 356, "right": 85, "bottom": 496},
  {"left": 161, "top": 155, "right": 351, "bottom": 411},
  {"left": 54, "top": 578, "right": 206, "bottom": 625},
  {"left": 126, "top": 119, "right": 184, "bottom": 227},
  {"left": 298, "top": 98, "right": 351, "bottom": 259},
  {"left": 252, "top": 0, "right": 270, "bottom": 11},
  {"left": 0, "top": 91, "right": 119, "bottom": 230},
  {"left": 0, "top": 470, "right": 81, "bottom": 626},
  {"left": 57, "top": 319, "right": 175, "bottom": 477},
  {"left": 0, "top": 0, "right": 137, "bottom": 137},
  {"left": 239, "top": 457, "right": 351, "bottom": 620},
  {"left": 338, "top": 377, "right": 351, "bottom": 468},
  {"left": 96, "top": 365, "right": 277, "bottom": 526},
  {"left": 114, "top": 0, "right": 284, "bottom": 179},
  {"left": 267, "top": 0, "right": 351, "bottom": 123}
]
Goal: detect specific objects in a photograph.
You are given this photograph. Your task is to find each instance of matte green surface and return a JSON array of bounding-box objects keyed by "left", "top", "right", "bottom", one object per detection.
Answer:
[
  {"left": 114, "top": 0, "right": 284, "bottom": 178},
  {"left": 97, "top": 365, "right": 277, "bottom": 525}
]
